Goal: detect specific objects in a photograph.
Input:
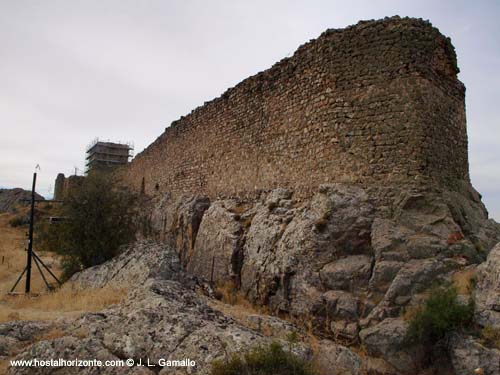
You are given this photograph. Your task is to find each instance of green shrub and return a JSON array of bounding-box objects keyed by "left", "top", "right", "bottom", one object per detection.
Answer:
[
  {"left": 405, "top": 285, "right": 474, "bottom": 347},
  {"left": 38, "top": 171, "right": 137, "bottom": 280},
  {"left": 9, "top": 215, "right": 28, "bottom": 227},
  {"left": 210, "top": 342, "right": 315, "bottom": 375}
]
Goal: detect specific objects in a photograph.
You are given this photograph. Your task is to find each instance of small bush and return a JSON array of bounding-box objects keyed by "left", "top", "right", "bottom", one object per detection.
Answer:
[
  {"left": 9, "top": 215, "right": 28, "bottom": 227},
  {"left": 59, "top": 256, "right": 84, "bottom": 282},
  {"left": 211, "top": 342, "right": 315, "bottom": 375},
  {"left": 37, "top": 171, "right": 138, "bottom": 280},
  {"left": 405, "top": 285, "right": 474, "bottom": 347}
]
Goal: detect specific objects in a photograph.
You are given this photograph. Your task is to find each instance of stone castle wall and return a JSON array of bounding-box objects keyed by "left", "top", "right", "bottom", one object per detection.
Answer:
[
  {"left": 53, "top": 174, "right": 85, "bottom": 200},
  {"left": 124, "top": 17, "right": 469, "bottom": 199}
]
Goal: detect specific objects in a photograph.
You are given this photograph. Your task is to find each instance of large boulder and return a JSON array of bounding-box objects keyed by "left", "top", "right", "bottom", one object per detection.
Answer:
[
  {"left": 314, "top": 340, "right": 362, "bottom": 375},
  {"left": 69, "top": 240, "right": 197, "bottom": 290},
  {"left": 189, "top": 200, "right": 245, "bottom": 283},
  {"left": 240, "top": 184, "right": 375, "bottom": 316},
  {"left": 359, "top": 318, "right": 422, "bottom": 374},
  {"left": 319, "top": 255, "right": 373, "bottom": 292}
]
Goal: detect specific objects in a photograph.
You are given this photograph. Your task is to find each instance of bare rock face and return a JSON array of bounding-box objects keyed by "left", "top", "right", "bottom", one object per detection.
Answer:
[
  {"left": 359, "top": 318, "right": 422, "bottom": 374},
  {"left": 449, "top": 334, "right": 500, "bottom": 375},
  {"left": 475, "top": 242, "right": 500, "bottom": 328},
  {"left": 0, "top": 321, "right": 53, "bottom": 360},
  {"left": 69, "top": 240, "right": 198, "bottom": 290},
  {"left": 148, "top": 194, "right": 210, "bottom": 267},
  {"left": 146, "top": 183, "right": 500, "bottom": 373},
  {"left": 188, "top": 200, "right": 244, "bottom": 283},
  {"left": 320, "top": 255, "right": 373, "bottom": 292},
  {"left": 240, "top": 184, "right": 375, "bottom": 317},
  {"left": 314, "top": 340, "right": 362, "bottom": 375}
]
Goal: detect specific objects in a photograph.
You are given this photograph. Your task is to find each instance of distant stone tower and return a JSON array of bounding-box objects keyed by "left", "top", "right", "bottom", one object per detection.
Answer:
[
  {"left": 86, "top": 139, "right": 133, "bottom": 172},
  {"left": 54, "top": 173, "right": 65, "bottom": 200},
  {"left": 53, "top": 174, "right": 85, "bottom": 200}
]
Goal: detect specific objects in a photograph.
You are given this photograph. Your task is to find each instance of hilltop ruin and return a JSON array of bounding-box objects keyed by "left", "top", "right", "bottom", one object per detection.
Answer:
[{"left": 124, "top": 16, "right": 468, "bottom": 199}]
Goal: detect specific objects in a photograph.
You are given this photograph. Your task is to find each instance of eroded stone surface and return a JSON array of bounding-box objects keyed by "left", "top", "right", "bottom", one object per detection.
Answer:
[
  {"left": 475, "top": 242, "right": 500, "bottom": 327},
  {"left": 449, "top": 334, "right": 500, "bottom": 375}
]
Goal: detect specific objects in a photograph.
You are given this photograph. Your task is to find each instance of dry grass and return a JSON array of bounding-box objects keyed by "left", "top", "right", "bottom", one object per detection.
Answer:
[
  {"left": 0, "top": 286, "right": 127, "bottom": 323},
  {"left": 452, "top": 268, "right": 476, "bottom": 295},
  {"left": 229, "top": 203, "right": 250, "bottom": 215},
  {"left": 0, "top": 209, "right": 127, "bottom": 324},
  {"left": 0, "top": 209, "right": 62, "bottom": 296},
  {"left": 214, "top": 280, "right": 256, "bottom": 308},
  {"left": 9, "top": 286, "right": 126, "bottom": 311},
  {"left": 401, "top": 304, "right": 420, "bottom": 321},
  {"left": 0, "top": 360, "right": 10, "bottom": 375},
  {"left": 34, "top": 327, "right": 67, "bottom": 342}
]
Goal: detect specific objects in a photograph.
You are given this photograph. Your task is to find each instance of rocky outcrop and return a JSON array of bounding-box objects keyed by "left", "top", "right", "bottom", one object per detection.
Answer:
[
  {"left": 359, "top": 318, "right": 422, "bottom": 374},
  {"left": 314, "top": 340, "right": 362, "bottom": 375},
  {"left": 69, "top": 240, "right": 198, "bottom": 291},
  {"left": 0, "top": 321, "right": 53, "bottom": 359},
  {"left": 145, "top": 183, "right": 500, "bottom": 373},
  {"left": 7, "top": 242, "right": 318, "bottom": 375},
  {"left": 475, "top": 242, "right": 500, "bottom": 328},
  {"left": 449, "top": 334, "right": 500, "bottom": 375}
]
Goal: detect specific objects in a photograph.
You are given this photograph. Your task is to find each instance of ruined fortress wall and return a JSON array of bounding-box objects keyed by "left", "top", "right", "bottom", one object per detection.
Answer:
[
  {"left": 53, "top": 174, "right": 85, "bottom": 200},
  {"left": 125, "top": 17, "right": 468, "bottom": 199}
]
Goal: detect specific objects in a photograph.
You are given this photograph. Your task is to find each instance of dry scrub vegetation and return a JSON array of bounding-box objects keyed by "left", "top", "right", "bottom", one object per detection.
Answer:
[
  {"left": 0, "top": 208, "right": 62, "bottom": 296},
  {"left": 0, "top": 209, "right": 127, "bottom": 323},
  {"left": 0, "top": 286, "right": 127, "bottom": 323}
]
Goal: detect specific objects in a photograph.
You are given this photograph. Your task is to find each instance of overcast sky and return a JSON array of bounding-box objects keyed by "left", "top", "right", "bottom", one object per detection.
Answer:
[{"left": 1, "top": 0, "right": 499, "bottom": 220}]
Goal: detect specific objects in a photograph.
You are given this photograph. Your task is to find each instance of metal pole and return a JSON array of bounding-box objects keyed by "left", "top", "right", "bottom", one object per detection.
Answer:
[
  {"left": 33, "top": 255, "right": 51, "bottom": 291},
  {"left": 9, "top": 267, "right": 27, "bottom": 293},
  {"left": 25, "top": 172, "right": 37, "bottom": 294}
]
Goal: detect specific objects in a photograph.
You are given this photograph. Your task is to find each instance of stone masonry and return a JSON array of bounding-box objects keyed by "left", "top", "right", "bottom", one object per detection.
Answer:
[{"left": 124, "top": 16, "right": 468, "bottom": 199}]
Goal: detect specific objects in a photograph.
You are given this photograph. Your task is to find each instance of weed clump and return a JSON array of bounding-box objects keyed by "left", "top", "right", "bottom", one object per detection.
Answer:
[
  {"left": 210, "top": 341, "right": 315, "bottom": 375},
  {"left": 405, "top": 285, "right": 474, "bottom": 347},
  {"left": 9, "top": 215, "right": 28, "bottom": 227},
  {"left": 38, "top": 171, "right": 137, "bottom": 280}
]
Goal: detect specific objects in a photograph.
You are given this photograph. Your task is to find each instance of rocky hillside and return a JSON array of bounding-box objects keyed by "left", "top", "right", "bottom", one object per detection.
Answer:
[
  {"left": 3, "top": 241, "right": 362, "bottom": 375},
  {"left": 0, "top": 185, "right": 500, "bottom": 375},
  {"left": 0, "top": 188, "right": 44, "bottom": 213},
  {"left": 141, "top": 181, "right": 500, "bottom": 374},
  {"left": 2, "top": 182, "right": 499, "bottom": 374}
]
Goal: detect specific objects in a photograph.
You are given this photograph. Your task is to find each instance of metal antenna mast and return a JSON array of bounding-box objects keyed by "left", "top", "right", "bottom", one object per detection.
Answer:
[
  {"left": 9, "top": 169, "right": 62, "bottom": 295},
  {"left": 25, "top": 172, "right": 36, "bottom": 293}
]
